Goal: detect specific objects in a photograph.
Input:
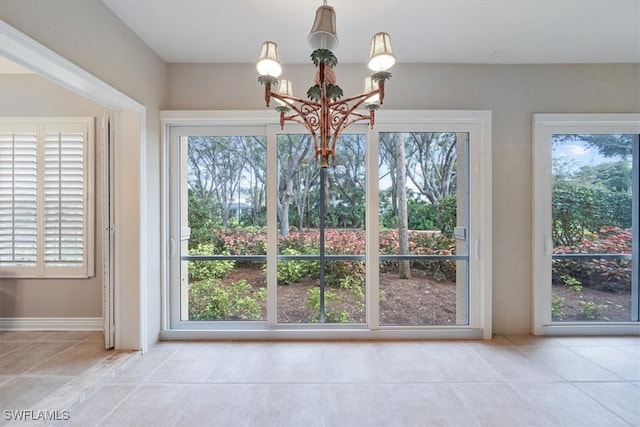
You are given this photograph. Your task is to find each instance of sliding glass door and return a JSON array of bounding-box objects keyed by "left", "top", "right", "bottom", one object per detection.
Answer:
[
  {"left": 533, "top": 114, "right": 639, "bottom": 334},
  {"left": 164, "top": 111, "right": 492, "bottom": 338}
]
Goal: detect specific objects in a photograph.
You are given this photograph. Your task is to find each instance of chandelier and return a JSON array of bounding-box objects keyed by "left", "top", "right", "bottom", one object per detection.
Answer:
[{"left": 257, "top": 0, "right": 395, "bottom": 168}]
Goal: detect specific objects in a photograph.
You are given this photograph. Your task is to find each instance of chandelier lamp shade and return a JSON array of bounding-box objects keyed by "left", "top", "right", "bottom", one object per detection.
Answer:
[{"left": 257, "top": 0, "right": 395, "bottom": 168}]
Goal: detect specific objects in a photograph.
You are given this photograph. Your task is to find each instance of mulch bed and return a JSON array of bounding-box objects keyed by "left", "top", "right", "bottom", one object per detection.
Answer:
[{"left": 219, "top": 265, "right": 633, "bottom": 323}]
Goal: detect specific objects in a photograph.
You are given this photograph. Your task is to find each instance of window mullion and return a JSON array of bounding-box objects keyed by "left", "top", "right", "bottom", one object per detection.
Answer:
[{"left": 632, "top": 134, "right": 639, "bottom": 321}]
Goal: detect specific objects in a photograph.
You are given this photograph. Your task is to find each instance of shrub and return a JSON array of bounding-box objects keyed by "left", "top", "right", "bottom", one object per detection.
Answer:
[
  {"left": 188, "top": 279, "right": 266, "bottom": 320},
  {"left": 552, "top": 184, "right": 632, "bottom": 247},
  {"left": 434, "top": 195, "right": 457, "bottom": 237},
  {"left": 410, "top": 231, "right": 457, "bottom": 281},
  {"left": 306, "top": 287, "right": 350, "bottom": 323},
  {"left": 578, "top": 300, "right": 608, "bottom": 321},
  {"left": 561, "top": 275, "right": 582, "bottom": 292},
  {"left": 216, "top": 228, "right": 267, "bottom": 255},
  {"left": 325, "top": 260, "right": 366, "bottom": 288},
  {"left": 268, "top": 248, "right": 318, "bottom": 285},
  {"left": 188, "top": 244, "right": 235, "bottom": 282},
  {"left": 551, "top": 295, "right": 565, "bottom": 320},
  {"left": 553, "top": 226, "right": 632, "bottom": 291}
]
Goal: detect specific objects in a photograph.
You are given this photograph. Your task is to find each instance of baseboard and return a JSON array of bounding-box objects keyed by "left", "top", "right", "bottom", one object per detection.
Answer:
[{"left": 0, "top": 317, "right": 103, "bottom": 331}]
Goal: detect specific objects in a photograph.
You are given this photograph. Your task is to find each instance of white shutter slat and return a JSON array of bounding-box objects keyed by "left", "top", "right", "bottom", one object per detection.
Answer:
[
  {"left": 0, "top": 129, "right": 37, "bottom": 266},
  {"left": 43, "top": 130, "right": 85, "bottom": 266}
]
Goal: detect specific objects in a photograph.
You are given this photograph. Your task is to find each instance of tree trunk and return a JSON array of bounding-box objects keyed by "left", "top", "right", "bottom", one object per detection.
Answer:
[{"left": 395, "top": 133, "right": 411, "bottom": 279}]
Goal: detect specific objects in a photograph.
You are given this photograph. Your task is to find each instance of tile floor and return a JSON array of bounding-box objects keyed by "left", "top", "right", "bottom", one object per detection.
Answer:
[{"left": 0, "top": 332, "right": 638, "bottom": 426}]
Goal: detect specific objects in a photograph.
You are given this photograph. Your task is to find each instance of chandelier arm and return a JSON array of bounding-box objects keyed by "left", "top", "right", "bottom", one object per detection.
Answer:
[
  {"left": 329, "top": 92, "right": 376, "bottom": 140},
  {"left": 327, "top": 89, "right": 379, "bottom": 107},
  {"left": 270, "top": 93, "right": 321, "bottom": 109}
]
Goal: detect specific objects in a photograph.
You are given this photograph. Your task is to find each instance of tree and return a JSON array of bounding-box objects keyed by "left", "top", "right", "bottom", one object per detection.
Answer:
[
  {"left": 379, "top": 133, "right": 399, "bottom": 217},
  {"left": 554, "top": 134, "right": 634, "bottom": 159},
  {"left": 573, "top": 161, "right": 632, "bottom": 194},
  {"left": 187, "top": 136, "right": 248, "bottom": 227},
  {"left": 405, "top": 132, "right": 457, "bottom": 204},
  {"left": 551, "top": 135, "right": 634, "bottom": 246},
  {"left": 237, "top": 136, "right": 267, "bottom": 226},
  {"left": 395, "top": 134, "right": 411, "bottom": 279},
  {"left": 276, "top": 134, "right": 314, "bottom": 236},
  {"left": 292, "top": 161, "right": 318, "bottom": 230},
  {"left": 329, "top": 134, "right": 366, "bottom": 228}
]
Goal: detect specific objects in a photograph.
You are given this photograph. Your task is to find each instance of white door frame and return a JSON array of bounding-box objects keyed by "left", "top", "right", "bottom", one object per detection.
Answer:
[{"left": 0, "top": 20, "right": 148, "bottom": 351}]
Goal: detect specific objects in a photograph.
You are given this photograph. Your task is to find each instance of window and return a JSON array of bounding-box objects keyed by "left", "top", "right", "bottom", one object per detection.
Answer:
[
  {"left": 533, "top": 114, "right": 639, "bottom": 335},
  {"left": 162, "top": 110, "right": 491, "bottom": 339},
  {"left": 0, "top": 117, "right": 94, "bottom": 278}
]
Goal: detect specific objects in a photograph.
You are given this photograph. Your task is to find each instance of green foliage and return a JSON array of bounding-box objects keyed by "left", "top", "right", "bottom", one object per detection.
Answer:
[
  {"left": 306, "top": 83, "right": 343, "bottom": 102},
  {"left": 216, "top": 228, "right": 267, "bottom": 255},
  {"left": 310, "top": 49, "right": 337, "bottom": 67},
  {"left": 257, "top": 75, "right": 278, "bottom": 86},
  {"left": 268, "top": 248, "right": 318, "bottom": 285},
  {"left": 379, "top": 289, "right": 387, "bottom": 303},
  {"left": 552, "top": 153, "right": 632, "bottom": 247},
  {"left": 551, "top": 295, "right": 565, "bottom": 320},
  {"left": 379, "top": 191, "right": 453, "bottom": 232},
  {"left": 188, "top": 244, "right": 235, "bottom": 282},
  {"left": 561, "top": 275, "right": 582, "bottom": 292},
  {"left": 307, "top": 84, "right": 321, "bottom": 102},
  {"left": 325, "top": 84, "right": 343, "bottom": 101},
  {"left": 187, "top": 191, "right": 221, "bottom": 248},
  {"left": 553, "top": 227, "right": 632, "bottom": 292},
  {"left": 552, "top": 183, "right": 631, "bottom": 246},
  {"left": 371, "top": 71, "right": 392, "bottom": 82},
  {"left": 189, "top": 279, "right": 265, "bottom": 321},
  {"left": 407, "top": 199, "right": 437, "bottom": 230},
  {"left": 578, "top": 300, "right": 608, "bottom": 321},
  {"left": 190, "top": 228, "right": 459, "bottom": 288},
  {"left": 554, "top": 134, "right": 633, "bottom": 159},
  {"left": 433, "top": 195, "right": 457, "bottom": 236},
  {"left": 574, "top": 161, "right": 632, "bottom": 193},
  {"left": 306, "top": 287, "right": 350, "bottom": 323},
  {"left": 408, "top": 231, "right": 457, "bottom": 281}
]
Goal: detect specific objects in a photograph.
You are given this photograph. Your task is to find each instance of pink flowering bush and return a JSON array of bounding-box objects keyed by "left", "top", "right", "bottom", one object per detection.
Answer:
[
  {"left": 553, "top": 226, "right": 632, "bottom": 292},
  {"left": 200, "top": 227, "right": 459, "bottom": 284}
]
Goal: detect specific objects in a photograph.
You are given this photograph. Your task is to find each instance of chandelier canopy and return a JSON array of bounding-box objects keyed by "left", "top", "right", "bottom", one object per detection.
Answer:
[{"left": 257, "top": 0, "right": 395, "bottom": 168}]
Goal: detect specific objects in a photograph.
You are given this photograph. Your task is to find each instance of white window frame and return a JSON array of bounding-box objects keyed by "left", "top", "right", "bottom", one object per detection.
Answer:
[
  {"left": 0, "top": 116, "right": 95, "bottom": 278},
  {"left": 160, "top": 110, "right": 492, "bottom": 340},
  {"left": 532, "top": 113, "right": 640, "bottom": 336}
]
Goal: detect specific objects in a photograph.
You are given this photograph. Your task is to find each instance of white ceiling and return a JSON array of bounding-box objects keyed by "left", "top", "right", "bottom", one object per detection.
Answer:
[{"left": 102, "top": 0, "right": 640, "bottom": 65}]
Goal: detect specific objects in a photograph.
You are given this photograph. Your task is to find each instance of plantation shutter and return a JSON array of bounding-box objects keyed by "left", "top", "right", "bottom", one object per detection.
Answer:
[
  {"left": 0, "top": 124, "right": 38, "bottom": 273},
  {"left": 0, "top": 118, "right": 94, "bottom": 278},
  {"left": 44, "top": 125, "right": 85, "bottom": 268}
]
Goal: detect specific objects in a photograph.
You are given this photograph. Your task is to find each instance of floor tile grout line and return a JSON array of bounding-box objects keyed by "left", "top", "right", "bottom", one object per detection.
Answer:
[
  {"left": 93, "top": 383, "right": 141, "bottom": 427},
  {"left": 564, "top": 345, "right": 634, "bottom": 381},
  {"left": 38, "top": 351, "right": 142, "bottom": 427},
  {"left": 566, "top": 381, "right": 633, "bottom": 426}
]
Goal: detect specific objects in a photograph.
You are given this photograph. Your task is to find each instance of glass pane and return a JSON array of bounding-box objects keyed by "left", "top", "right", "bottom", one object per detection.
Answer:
[
  {"left": 552, "top": 257, "right": 632, "bottom": 322},
  {"left": 551, "top": 134, "right": 636, "bottom": 322},
  {"left": 378, "top": 132, "right": 469, "bottom": 326},
  {"left": 181, "top": 135, "right": 267, "bottom": 321},
  {"left": 276, "top": 134, "right": 366, "bottom": 324}
]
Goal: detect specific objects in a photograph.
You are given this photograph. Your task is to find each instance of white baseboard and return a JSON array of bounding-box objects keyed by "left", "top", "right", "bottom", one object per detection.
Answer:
[{"left": 0, "top": 317, "right": 103, "bottom": 331}]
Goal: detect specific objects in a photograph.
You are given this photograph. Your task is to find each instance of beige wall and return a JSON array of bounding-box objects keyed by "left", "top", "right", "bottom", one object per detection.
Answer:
[
  {"left": 1, "top": 0, "right": 639, "bottom": 337},
  {"left": 0, "top": 74, "right": 106, "bottom": 318},
  {"left": 1, "top": 0, "right": 167, "bottom": 348},
  {"left": 167, "top": 62, "right": 640, "bottom": 334}
]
